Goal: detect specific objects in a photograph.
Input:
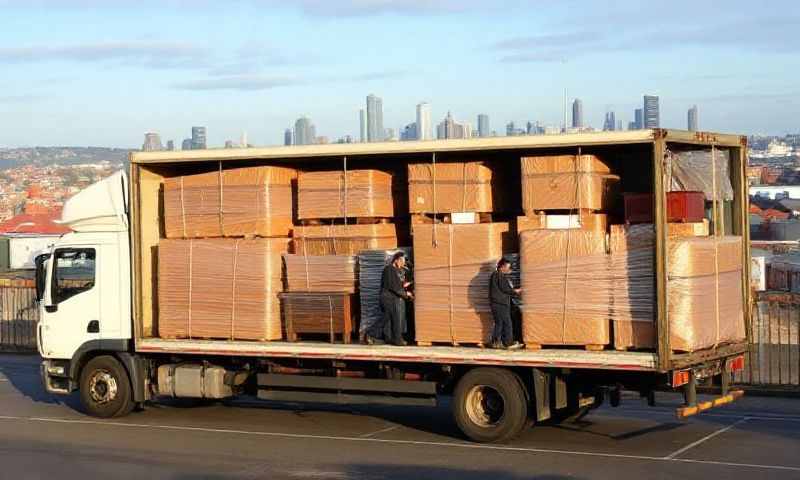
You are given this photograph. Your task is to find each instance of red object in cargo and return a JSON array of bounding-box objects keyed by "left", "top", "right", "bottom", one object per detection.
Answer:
[{"left": 624, "top": 192, "right": 705, "bottom": 224}]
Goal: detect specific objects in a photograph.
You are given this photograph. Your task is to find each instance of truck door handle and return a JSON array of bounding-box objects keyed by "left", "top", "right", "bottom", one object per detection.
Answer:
[
  {"left": 87, "top": 320, "right": 100, "bottom": 333},
  {"left": 45, "top": 305, "right": 58, "bottom": 313}
]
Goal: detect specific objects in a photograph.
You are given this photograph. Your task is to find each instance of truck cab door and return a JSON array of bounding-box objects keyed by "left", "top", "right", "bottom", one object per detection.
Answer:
[{"left": 39, "top": 247, "right": 101, "bottom": 359}]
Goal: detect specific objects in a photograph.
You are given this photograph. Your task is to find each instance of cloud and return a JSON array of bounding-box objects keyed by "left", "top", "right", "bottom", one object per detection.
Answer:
[
  {"left": 0, "top": 94, "right": 46, "bottom": 103},
  {"left": 349, "top": 69, "right": 408, "bottom": 81},
  {"left": 0, "top": 41, "right": 208, "bottom": 68},
  {"left": 171, "top": 74, "right": 302, "bottom": 91},
  {"left": 492, "top": 31, "right": 602, "bottom": 51}
]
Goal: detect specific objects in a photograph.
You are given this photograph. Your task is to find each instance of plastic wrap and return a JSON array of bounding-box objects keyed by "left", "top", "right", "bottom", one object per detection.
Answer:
[
  {"left": 297, "top": 170, "right": 394, "bottom": 219},
  {"left": 293, "top": 224, "right": 398, "bottom": 256},
  {"left": 357, "top": 248, "right": 411, "bottom": 338},
  {"left": 407, "top": 162, "right": 502, "bottom": 213},
  {"left": 519, "top": 229, "right": 610, "bottom": 346},
  {"left": 158, "top": 237, "right": 289, "bottom": 341},
  {"left": 413, "top": 223, "right": 511, "bottom": 344},
  {"left": 163, "top": 166, "right": 295, "bottom": 238},
  {"left": 667, "top": 149, "right": 734, "bottom": 201},
  {"left": 283, "top": 254, "right": 358, "bottom": 293},
  {"left": 516, "top": 213, "right": 607, "bottom": 233},
  {"left": 668, "top": 220, "right": 709, "bottom": 237},
  {"left": 280, "top": 292, "right": 353, "bottom": 342},
  {"left": 521, "top": 155, "right": 618, "bottom": 213}
]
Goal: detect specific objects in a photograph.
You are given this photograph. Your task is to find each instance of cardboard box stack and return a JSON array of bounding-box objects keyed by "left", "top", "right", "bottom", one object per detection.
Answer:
[
  {"left": 408, "top": 161, "right": 505, "bottom": 214},
  {"left": 292, "top": 223, "right": 398, "bottom": 256},
  {"left": 283, "top": 254, "right": 358, "bottom": 293},
  {"left": 297, "top": 170, "right": 394, "bottom": 220},
  {"left": 521, "top": 155, "right": 618, "bottom": 213},
  {"left": 158, "top": 166, "right": 294, "bottom": 341},
  {"left": 413, "top": 223, "right": 512, "bottom": 344}
]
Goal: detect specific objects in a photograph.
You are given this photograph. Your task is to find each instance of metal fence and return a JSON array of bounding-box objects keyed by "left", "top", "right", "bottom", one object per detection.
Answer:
[
  {"left": 735, "top": 292, "right": 800, "bottom": 389},
  {"left": 0, "top": 283, "right": 38, "bottom": 352}
]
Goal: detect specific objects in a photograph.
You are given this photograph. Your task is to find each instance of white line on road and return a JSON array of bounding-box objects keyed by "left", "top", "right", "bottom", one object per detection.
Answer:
[
  {"left": 665, "top": 418, "right": 750, "bottom": 460},
  {"left": 596, "top": 408, "right": 800, "bottom": 423},
  {"left": 359, "top": 425, "right": 400, "bottom": 438},
  {"left": 0, "top": 414, "right": 798, "bottom": 472}
]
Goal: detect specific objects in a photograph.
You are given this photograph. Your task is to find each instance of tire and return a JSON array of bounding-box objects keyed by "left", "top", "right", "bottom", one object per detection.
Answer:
[
  {"left": 452, "top": 367, "right": 529, "bottom": 443},
  {"left": 79, "top": 355, "right": 135, "bottom": 418}
]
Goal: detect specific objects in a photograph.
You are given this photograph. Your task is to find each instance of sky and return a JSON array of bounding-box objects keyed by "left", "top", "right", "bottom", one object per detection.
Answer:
[{"left": 0, "top": 0, "right": 798, "bottom": 148}]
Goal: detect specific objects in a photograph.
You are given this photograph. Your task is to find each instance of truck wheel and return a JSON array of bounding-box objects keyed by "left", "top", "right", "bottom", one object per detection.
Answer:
[
  {"left": 452, "top": 368, "right": 529, "bottom": 443},
  {"left": 79, "top": 355, "right": 135, "bottom": 418}
]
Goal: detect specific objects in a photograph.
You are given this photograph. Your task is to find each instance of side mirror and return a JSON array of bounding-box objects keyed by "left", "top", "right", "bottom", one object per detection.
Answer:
[{"left": 34, "top": 253, "right": 50, "bottom": 302}]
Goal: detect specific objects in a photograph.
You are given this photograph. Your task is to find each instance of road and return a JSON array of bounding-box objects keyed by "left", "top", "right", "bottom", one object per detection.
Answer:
[{"left": 1, "top": 353, "right": 799, "bottom": 480}]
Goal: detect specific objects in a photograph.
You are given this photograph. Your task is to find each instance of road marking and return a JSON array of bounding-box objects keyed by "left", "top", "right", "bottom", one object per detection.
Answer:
[
  {"left": 665, "top": 417, "right": 749, "bottom": 460},
  {"left": 596, "top": 408, "right": 800, "bottom": 423},
  {"left": 359, "top": 425, "right": 400, "bottom": 438},
  {"left": 0, "top": 414, "right": 798, "bottom": 472}
]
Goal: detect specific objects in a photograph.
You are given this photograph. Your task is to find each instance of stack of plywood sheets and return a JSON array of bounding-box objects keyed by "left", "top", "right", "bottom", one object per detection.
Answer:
[
  {"left": 521, "top": 155, "right": 617, "bottom": 213},
  {"left": 413, "top": 223, "right": 512, "bottom": 345},
  {"left": 292, "top": 224, "right": 398, "bottom": 256},
  {"left": 408, "top": 162, "right": 505, "bottom": 214},
  {"left": 297, "top": 170, "right": 394, "bottom": 220},
  {"left": 158, "top": 238, "right": 289, "bottom": 341},
  {"left": 163, "top": 166, "right": 295, "bottom": 238},
  {"left": 283, "top": 254, "right": 358, "bottom": 293}
]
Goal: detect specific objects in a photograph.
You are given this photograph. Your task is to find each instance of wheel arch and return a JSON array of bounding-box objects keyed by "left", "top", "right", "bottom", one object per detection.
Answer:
[{"left": 69, "top": 339, "right": 146, "bottom": 402}]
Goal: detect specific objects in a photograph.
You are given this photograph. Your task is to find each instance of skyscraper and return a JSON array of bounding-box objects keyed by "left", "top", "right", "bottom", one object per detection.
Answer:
[
  {"left": 181, "top": 138, "right": 192, "bottom": 150},
  {"left": 142, "top": 132, "right": 162, "bottom": 151},
  {"left": 293, "top": 116, "right": 316, "bottom": 146},
  {"left": 401, "top": 123, "right": 418, "bottom": 141},
  {"left": 687, "top": 105, "right": 698, "bottom": 131},
  {"left": 478, "top": 114, "right": 490, "bottom": 138},
  {"left": 359, "top": 109, "right": 366, "bottom": 143},
  {"left": 166, "top": 140, "right": 175, "bottom": 151},
  {"left": 436, "top": 112, "right": 471, "bottom": 139},
  {"left": 643, "top": 95, "right": 659, "bottom": 128},
  {"left": 416, "top": 102, "right": 432, "bottom": 140},
  {"left": 284, "top": 128, "right": 293, "bottom": 146},
  {"left": 224, "top": 140, "right": 234, "bottom": 149},
  {"left": 366, "top": 94, "right": 384, "bottom": 142},
  {"left": 603, "top": 111, "right": 616, "bottom": 131},
  {"left": 191, "top": 126, "right": 207, "bottom": 149},
  {"left": 572, "top": 99, "right": 584, "bottom": 129},
  {"left": 634, "top": 108, "right": 644, "bottom": 130}
]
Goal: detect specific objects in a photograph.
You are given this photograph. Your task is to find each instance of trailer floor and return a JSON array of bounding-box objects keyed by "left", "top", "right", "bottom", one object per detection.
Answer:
[
  {"left": 2, "top": 353, "right": 799, "bottom": 479},
  {"left": 137, "top": 337, "right": 658, "bottom": 370}
]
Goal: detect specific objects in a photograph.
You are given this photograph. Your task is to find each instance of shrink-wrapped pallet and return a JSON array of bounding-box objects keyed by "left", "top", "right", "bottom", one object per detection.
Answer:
[
  {"left": 163, "top": 166, "right": 295, "bottom": 238},
  {"left": 520, "top": 229, "right": 610, "bottom": 346},
  {"left": 413, "top": 223, "right": 512, "bottom": 344},
  {"left": 358, "top": 248, "right": 411, "bottom": 338},
  {"left": 158, "top": 237, "right": 289, "bottom": 341},
  {"left": 516, "top": 213, "right": 607, "bottom": 233},
  {"left": 293, "top": 224, "right": 398, "bottom": 256},
  {"left": 521, "top": 155, "right": 617, "bottom": 213},
  {"left": 283, "top": 254, "right": 358, "bottom": 293},
  {"left": 297, "top": 170, "right": 393, "bottom": 219},
  {"left": 408, "top": 162, "right": 505, "bottom": 213},
  {"left": 667, "top": 236, "right": 745, "bottom": 352}
]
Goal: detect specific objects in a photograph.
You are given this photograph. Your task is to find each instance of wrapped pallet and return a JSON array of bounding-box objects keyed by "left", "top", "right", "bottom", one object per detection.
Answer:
[
  {"left": 413, "top": 223, "right": 512, "bottom": 344},
  {"left": 408, "top": 162, "right": 505, "bottom": 214},
  {"left": 283, "top": 254, "right": 358, "bottom": 293},
  {"left": 521, "top": 155, "right": 618, "bottom": 213},
  {"left": 519, "top": 229, "right": 610, "bottom": 347},
  {"left": 667, "top": 236, "right": 745, "bottom": 352},
  {"left": 293, "top": 224, "right": 398, "bottom": 256},
  {"left": 163, "top": 166, "right": 295, "bottom": 238},
  {"left": 158, "top": 237, "right": 289, "bottom": 341},
  {"left": 297, "top": 170, "right": 393, "bottom": 220},
  {"left": 358, "top": 248, "right": 411, "bottom": 339},
  {"left": 516, "top": 212, "right": 607, "bottom": 233}
]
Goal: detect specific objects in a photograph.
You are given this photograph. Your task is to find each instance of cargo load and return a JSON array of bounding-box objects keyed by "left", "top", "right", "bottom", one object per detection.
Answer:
[
  {"left": 158, "top": 237, "right": 289, "bottom": 341},
  {"left": 163, "top": 166, "right": 295, "bottom": 238},
  {"left": 408, "top": 161, "right": 505, "bottom": 214},
  {"left": 516, "top": 212, "right": 607, "bottom": 233},
  {"left": 297, "top": 169, "right": 393, "bottom": 220},
  {"left": 358, "top": 248, "right": 411, "bottom": 339},
  {"left": 521, "top": 155, "right": 618, "bottom": 213},
  {"left": 519, "top": 229, "right": 610, "bottom": 347},
  {"left": 413, "top": 223, "right": 512, "bottom": 344},
  {"left": 283, "top": 254, "right": 358, "bottom": 293},
  {"left": 292, "top": 223, "right": 398, "bottom": 256},
  {"left": 280, "top": 292, "right": 355, "bottom": 343}
]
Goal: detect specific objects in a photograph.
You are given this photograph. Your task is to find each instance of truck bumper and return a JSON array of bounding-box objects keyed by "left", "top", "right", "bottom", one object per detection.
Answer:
[{"left": 40, "top": 359, "right": 73, "bottom": 395}]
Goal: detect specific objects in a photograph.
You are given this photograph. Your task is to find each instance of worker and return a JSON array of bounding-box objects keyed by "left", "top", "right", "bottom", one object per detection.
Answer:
[
  {"left": 380, "top": 251, "right": 413, "bottom": 346},
  {"left": 489, "top": 257, "right": 522, "bottom": 350}
]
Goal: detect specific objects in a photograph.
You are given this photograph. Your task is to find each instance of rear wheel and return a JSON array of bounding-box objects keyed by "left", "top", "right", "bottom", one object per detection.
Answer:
[
  {"left": 79, "top": 355, "right": 135, "bottom": 418},
  {"left": 452, "top": 368, "right": 529, "bottom": 443}
]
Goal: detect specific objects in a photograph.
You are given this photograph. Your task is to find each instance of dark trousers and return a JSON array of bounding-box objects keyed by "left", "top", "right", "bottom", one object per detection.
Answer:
[
  {"left": 491, "top": 303, "right": 513, "bottom": 346},
  {"left": 382, "top": 295, "right": 406, "bottom": 344}
]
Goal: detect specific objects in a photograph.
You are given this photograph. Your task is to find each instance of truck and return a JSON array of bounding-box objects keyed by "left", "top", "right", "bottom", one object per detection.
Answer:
[{"left": 36, "top": 129, "right": 750, "bottom": 443}]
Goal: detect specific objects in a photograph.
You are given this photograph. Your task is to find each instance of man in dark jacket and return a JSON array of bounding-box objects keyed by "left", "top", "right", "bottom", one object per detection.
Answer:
[
  {"left": 489, "top": 257, "right": 522, "bottom": 349},
  {"left": 380, "top": 251, "right": 413, "bottom": 346}
]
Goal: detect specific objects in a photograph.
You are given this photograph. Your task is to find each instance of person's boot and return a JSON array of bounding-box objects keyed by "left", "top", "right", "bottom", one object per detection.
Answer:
[{"left": 505, "top": 341, "right": 523, "bottom": 350}]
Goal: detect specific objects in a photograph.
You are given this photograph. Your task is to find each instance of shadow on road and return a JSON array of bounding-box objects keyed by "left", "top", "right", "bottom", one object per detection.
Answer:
[{"left": 0, "top": 353, "right": 81, "bottom": 410}]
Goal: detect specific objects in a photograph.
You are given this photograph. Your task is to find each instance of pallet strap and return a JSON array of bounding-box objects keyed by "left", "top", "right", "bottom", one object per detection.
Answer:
[
  {"left": 218, "top": 161, "right": 225, "bottom": 236},
  {"left": 187, "top": 239, "right": 193, "bottom": 339},
  {"left": 179, "top": 176, "right": 188, "bottom": 238},
  {"left": 231, "top": 239, "right": 240, "bottom": 340}
]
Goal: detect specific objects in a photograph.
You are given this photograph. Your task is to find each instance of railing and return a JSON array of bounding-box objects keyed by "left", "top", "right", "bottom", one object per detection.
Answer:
[
  {"left": 0, "top": 281, "right": 38, "bottom": 352},
  {"left": 735, "top": 292, "right": 800, "bottom": 388}
]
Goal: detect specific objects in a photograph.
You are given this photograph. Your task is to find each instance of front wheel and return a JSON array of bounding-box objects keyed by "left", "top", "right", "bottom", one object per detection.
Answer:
[
  {"left": 79, "top": 355, "right": 135, "bottom": 418},
  {"left": 452, "top": 367, "right": 530, "bottom": 443}
]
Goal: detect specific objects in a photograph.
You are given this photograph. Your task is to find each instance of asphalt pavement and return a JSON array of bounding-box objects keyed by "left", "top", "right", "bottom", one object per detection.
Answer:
[{"left": 1, "top": 353, "right": 799, "bottom": 480}]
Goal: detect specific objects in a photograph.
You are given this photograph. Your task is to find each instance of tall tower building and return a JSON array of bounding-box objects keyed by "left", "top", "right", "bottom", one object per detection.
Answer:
[
  {"left": 366, "top": 94, "right": 384, "bottom": 142},
  {"left": 436, "top": 112, "right": 471, "bottom": 139},
  {"left": 687, "top": 105, "right": 698, "bottom": 131},
  {"left": 165, "top": 140, "right": 175, "bottom": 151},
  {"left": 181, "top": 138, "right": 192, "bottom": 150},
  {"left": 634, "top": 108, "right": 644, "bottom": 130},
  {"left": 240, "top": 131, "right": 248, "bottom": 148},
  {"left": 142, "top": 132, "right": 163, "bottom": 152},
  {"left": 571, "top": 99, "right": 584, "bottom": 129},
  {"left": 191, "top": 126, "right": 207, "bottom": 149},
  {"left": 478, "top": 114, "right": 490, "bottom": 137},
  {"left": 416, "top": 102, "right": 432, "bottom": 140},
  {"left": 603, "top": 111, "right": 616, "bottom": 131},
  {"left": 293, "top": 116, "right": 316, "bottom": 146},
  {"left": 284, "top": 128, "right": 293, "bottom": 146},
  {"left": 359, "top": 109, "right": 366, "bottom": 143},
  {"left": 643, "top": 95, "right": 660, "bottom": 128}
]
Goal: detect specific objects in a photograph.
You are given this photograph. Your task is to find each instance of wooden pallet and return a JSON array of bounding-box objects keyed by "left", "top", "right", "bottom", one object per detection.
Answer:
[
  {"left": 411, "top": 212, "right": 494, "bottom": 225},
  {"left": 525, "top": 343, "right": 606, "bottom": 351},
  {"left": 286, "top": 332, "right": 353, "bottom": 344},
  {"left": 299, "top": 217, "right": 392, "bottom": 226},
  {"left": 415, "top": 340, "right": 487, "bottom": 348}
]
